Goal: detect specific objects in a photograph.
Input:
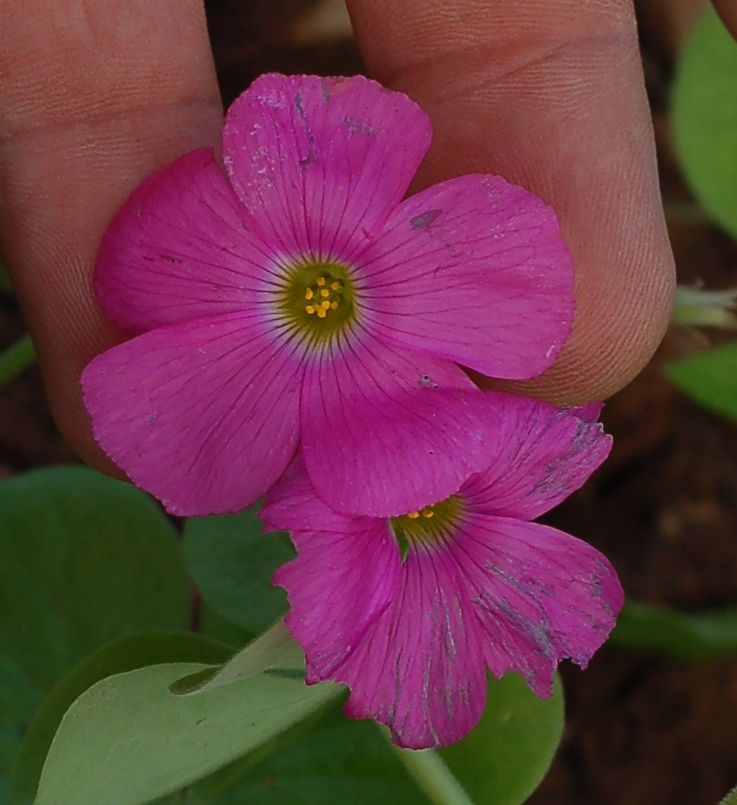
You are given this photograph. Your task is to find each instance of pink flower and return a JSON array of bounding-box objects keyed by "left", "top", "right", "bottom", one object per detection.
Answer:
[
  {"left": 261, "top": 393, "right": 623, "bottom": 749},
  {"left": 82, "top": 73, "right": 573, "bottom": 517}
]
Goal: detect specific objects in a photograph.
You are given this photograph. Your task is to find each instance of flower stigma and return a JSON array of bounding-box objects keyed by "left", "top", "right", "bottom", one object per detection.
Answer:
[
  {"left": 278, "top": 260, "right": 357, "bottom": 344},
  {"left": 391, "top": 495, "right": 465, "bottom": 552}
]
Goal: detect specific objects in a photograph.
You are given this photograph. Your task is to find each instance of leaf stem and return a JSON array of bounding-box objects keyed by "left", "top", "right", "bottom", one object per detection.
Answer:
[
  {"left": 611, "top": 601, "right": 737, "bottom": 659},
  {"left": 385, "top": 732, "right": 474, "bottom": 805},
  {"left": 0, "top": 333, "right": 36, "bottom": 386}
]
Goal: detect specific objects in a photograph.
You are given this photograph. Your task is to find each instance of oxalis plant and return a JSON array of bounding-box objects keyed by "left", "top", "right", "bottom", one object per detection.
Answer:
[
  {"left": 6, "top": 72, "right": 620, "bottom": 805},
  {"left": 3, "top": 3, "right": 737, "bottom": 804}
]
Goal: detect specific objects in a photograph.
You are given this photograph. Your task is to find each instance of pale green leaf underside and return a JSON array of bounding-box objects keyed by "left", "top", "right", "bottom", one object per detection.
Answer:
[{"left": 35, "top": 661, "right": 340, "bottom": 805}]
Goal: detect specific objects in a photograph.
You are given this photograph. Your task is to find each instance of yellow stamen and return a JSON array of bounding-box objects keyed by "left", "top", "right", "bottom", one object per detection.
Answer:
[
  {"left": 391, "top": 495, "right": 464, "bottom": 548},
  {"left": 278, "top": 260, "right": 356, "bottom": 344}
]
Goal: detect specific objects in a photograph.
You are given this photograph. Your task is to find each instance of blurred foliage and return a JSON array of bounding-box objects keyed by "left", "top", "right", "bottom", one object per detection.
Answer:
[
  {"left": 0, "top": 336, "right": 35, "bottom": 387},
  {"left": 673, "top": 8, "right": 737, "bottom": 237},
  {"left": 672, "top": 287, "right": 737, "bottom": 331},
  {"left": 667, "top": 341, "right": 737, "bottom": 423},
  {"left": 0, "top": 467, "right": 189, "bottom": 720},
  {"left": 612, "top": 602, "right": 737, "bottom": 660},
  {"left": 721, "top": 784, "right": 737, "bottom": 805},
  {"left": 184, "top": 509, "right": 294, "bottom": 635}
]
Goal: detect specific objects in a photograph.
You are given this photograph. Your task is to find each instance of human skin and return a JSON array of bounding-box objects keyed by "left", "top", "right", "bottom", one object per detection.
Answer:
[{"left": 0, "top": 0, "right": 730, "bottom": 471}]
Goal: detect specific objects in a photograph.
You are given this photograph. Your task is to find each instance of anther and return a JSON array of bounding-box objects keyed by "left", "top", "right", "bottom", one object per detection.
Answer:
[
  {"left": 320, "top": 288, "right": 330, "bottom": 298},
  {"left": 330, "top": 281, "right": 342, "bottom": 291},
  {"left": 407, "top": 511, "right": 420, "bottom": 519},
  {"left": 305, "top": 305, "right": 316, "bottom": 315},
  {"left": 305, "top": 288, "right": 314, "bottom": 300},
  {"left": 316, "top": 277, "right": 326, "bottom": 287},
  {"left": 316, "top": 307, "right": 327, "bottom": 319}
]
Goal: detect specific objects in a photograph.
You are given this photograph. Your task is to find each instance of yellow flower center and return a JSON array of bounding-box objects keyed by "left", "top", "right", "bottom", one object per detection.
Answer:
[
  {"left": 391, "top": 495, "right": 465, "bottom": 550},
  {"left": 278, "top": 260, "right": 357, "bottom": 344}
]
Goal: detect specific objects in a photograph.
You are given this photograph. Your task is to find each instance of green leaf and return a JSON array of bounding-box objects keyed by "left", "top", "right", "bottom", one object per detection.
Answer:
[
  {"left": 184, "top": 509, "right": 294, "bottom": 634},
  {"left": 666, "top": 340, "right": 737, "bottom": 421},
  {"left": 0, "top": 726, "right": 21, "bottom": 805},
  {"left": 0, "top": 467, "right": 189, "bottom": 711},
  {"left": 439, "top": 673, "right": 564, "bottom": 805},
  {"left": 187, "top": 714, "right": 426, "bottom": 805},
  {"left": 611, "top": 601, "right": 737, "bottom": 659},
  {"left": 0, "top": 467, "right": 190, "bottom": 800},
  {"left": 672, "top": 8, "right": 737, "bottom": 237},
  {"left": 173, "top": 621, "right": 302, "bottom": 695},
  {"left": 199, "top": 604, "right": 254, "bottom": 648},
  {"left": 12, "top": 633, "right": 231, "bottom": 805},
  {"left": 0, "top": 667, "right": 39, "bottom": 729},
  {"left": 34, "top": 628, "right": 341, "bottom": 805},
  {"left": 170, "top": 671, "right": 563, "bottom": 805}
]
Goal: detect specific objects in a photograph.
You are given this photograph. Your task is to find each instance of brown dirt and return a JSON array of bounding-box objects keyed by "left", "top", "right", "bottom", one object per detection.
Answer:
[{"left": 1, "top": 2, "right": 736, "bottom": 803}]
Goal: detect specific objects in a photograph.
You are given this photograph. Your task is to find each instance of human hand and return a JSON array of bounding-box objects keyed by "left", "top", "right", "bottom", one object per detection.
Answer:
[{"left": 0, "top": 0, "right": 703, "bottom": 470}]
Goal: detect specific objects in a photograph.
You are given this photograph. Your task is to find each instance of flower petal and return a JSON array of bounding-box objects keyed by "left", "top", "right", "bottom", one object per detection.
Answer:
[
  {"left": 222, "top": 73, "right": 431, "bottom": 262},
  {"left": 261, "top": 454, "right": 371, "bottom": 534},
  {"left": 94, "top": 149, "right": 279, "bottom": 335},
  {"left": 451, "top": 515, "right": 623, "bottom": 696},
  {"left": 566, "top": 401, "right": 604, "bottom": 422},
  {"left": 358, "top": 174, "right": 573, "bottom": 379},
  {"left": 274, "top": 520, "right": 401, "bottom": 683},
  {"left": 333, "top": 546, "right": 488, "bottom": 749},
  {"left": 301, "top": 338, "right": 494, "bottom": 517},
  {"left": 461, "top": 392, "right": 611, "bottom": 520},
  {"left": 81, "top": 313, "right": 302, "bottom": 515}
]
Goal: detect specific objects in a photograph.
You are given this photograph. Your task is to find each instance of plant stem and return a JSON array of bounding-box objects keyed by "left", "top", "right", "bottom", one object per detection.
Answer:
[
  {"left": 672, "top": 285, "right": 737, "bottom": 329},
  {"left": 611, "top": 601, "right": 737, "bottom": 659},
  {"left": 0, "top": 334, "right": 36, "bottom": 386},
  {"left": 385, "top": 733, "right": 474, "bottom": 805}
]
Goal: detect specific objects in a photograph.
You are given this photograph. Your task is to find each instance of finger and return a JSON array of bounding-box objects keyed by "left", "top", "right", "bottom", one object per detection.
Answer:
[
  {"left": 0, "top": 0, "right": 222, "bottom": 467},
  {"left": 347, "top": 0, "right": 676, "bottom": 405}
]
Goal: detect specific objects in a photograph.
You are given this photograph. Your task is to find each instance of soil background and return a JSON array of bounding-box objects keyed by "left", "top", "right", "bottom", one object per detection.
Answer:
[{"left": 2, "top": 1, "right": 736, "bottom": 803}]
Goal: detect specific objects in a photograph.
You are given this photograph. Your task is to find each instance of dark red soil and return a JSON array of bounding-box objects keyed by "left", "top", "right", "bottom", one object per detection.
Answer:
[{"left": 2, "top": 2, "right": 736, "bottom": 803}]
